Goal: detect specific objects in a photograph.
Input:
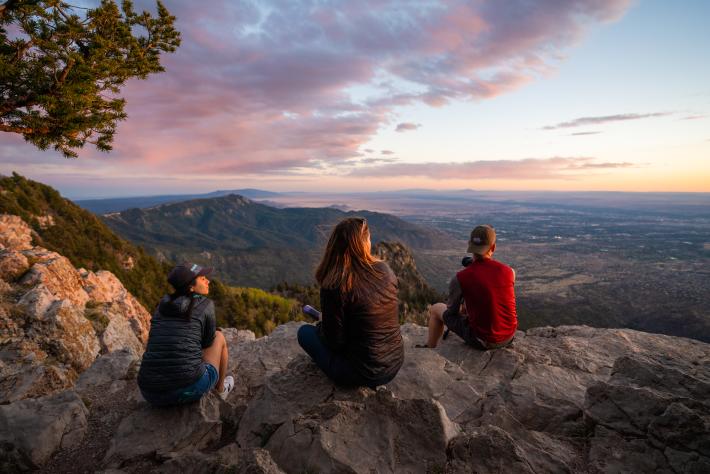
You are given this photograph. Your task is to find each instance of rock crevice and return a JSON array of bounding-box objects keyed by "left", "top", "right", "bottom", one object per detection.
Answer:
[{"left": 1, "top": 213, "right": 709, "bottom": 473}]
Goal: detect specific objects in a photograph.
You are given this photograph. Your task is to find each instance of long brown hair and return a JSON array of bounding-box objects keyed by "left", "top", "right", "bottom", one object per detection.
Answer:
[{"left": 315, "top": 217, "right": 383, "bottom": 296}]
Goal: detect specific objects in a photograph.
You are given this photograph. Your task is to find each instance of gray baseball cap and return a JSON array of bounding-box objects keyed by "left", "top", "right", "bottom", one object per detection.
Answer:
[{"left": 467, "top": 225, "right": 496, "bottom": 255}]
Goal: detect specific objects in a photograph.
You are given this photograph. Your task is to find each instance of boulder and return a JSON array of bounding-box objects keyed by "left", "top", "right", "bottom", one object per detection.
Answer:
[
  {"left": 20, "top": 253, "right": 90, "bottom": 308},
  {"left": 0, "top": 346, "right": 74, "bottom": 403},
  {"left": 229, "top": 321, "right": 305, "bottom": 402},
  {"left": 85, "top": 301, "right": 145, "bottom": 356},
  {"left": 80, "top": 270, "right": 151, "bottom": 344},
  {"left": 156, "top": 444, "right": 285, "bottom": 474},
  {"left": 103, "top": 393, "right": 224, "bottom": 466},
  {"left": 386, "top": 343, "right": 481, "bottom": 422},
  {"left": 0, "top": 215, "right": 33, "bottom": 251},
  {"left": 584, "top": 354, "right": 710, "bottom": 473},
  {"left": 266, "top": 389, "right": 459, "bottom": 474},
  {"left": 0, "top": 250, "right": 29, "bottom": 282},
  {"left": 0, "top": 390, "right": 88, "bottom": 470},
  {"left": 26, "top": 300, "right": 100, "bottom": 372},
  {"left": 17, "top": 285, "right": 58, "bottom": 319},
  {"left": 445, "top": 424, "right": 575, "bottom": 474},
  {"left": 75, "top": 349, "right": 140, "bottom": 394},
  {"left": 236, "top": 355, "right": 336, "bottom": 448}
]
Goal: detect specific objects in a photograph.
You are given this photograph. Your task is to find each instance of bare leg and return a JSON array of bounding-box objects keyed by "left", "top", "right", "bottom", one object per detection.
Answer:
[
  {"left": 202, "top": 331, "right": 228, "bottom": 392},
  {"left": 218, "top": 343, "right": 228, "bottom": 390},
  {"left": 427, "top": 303, "right": 447, "bottom": 348}
]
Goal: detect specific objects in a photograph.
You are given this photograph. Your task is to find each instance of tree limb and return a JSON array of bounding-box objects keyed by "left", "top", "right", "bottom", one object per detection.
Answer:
[
  {"left": 56, "top": 58, "right": 75, "bottom": 86},
  {"left": 0, "top": 123, "right": 49, "bottom": 135}
]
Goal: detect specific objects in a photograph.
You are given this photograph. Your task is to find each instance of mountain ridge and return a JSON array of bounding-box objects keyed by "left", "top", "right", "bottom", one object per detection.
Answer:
[
  {"left": 76, "top": 188, "right": 282, "bottom": 214},
  {"left": 101, "top": 193, "right": 455, "bottom": 288}
]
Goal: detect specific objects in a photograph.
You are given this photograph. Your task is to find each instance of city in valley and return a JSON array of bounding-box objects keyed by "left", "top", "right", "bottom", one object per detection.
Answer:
[{"left": 258, "top": 190, "right": 710, "bottom": 342}]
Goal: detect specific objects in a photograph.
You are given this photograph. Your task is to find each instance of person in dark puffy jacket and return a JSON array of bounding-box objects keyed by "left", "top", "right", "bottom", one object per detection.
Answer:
[
  {"left": 297, "top": 217, "right": 404, "bottom": 388},
  {"left": 138, "top": 263, "right": 234, "bottom": 406}
]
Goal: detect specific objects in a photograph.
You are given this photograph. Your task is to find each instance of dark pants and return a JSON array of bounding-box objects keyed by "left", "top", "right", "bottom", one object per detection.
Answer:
[
  {"left": 297, "top": 324, "right": 394, "bottom": 389},
  {"left": 443, "top": 311, "right": 514, "bottom": 350}
]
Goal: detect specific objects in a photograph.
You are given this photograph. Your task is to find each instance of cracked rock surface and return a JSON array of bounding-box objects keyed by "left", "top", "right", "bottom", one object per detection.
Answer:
[
  {"left": 2, "top": 213, "right": 709, "bottom": 473},
  {"left": 23, "top": 320, "right": 706, "bottom": 474}
]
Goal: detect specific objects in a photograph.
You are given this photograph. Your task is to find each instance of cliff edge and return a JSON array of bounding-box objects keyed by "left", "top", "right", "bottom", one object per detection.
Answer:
[{"left": 1, "top": 213, "right": 709, "bottom": 473}]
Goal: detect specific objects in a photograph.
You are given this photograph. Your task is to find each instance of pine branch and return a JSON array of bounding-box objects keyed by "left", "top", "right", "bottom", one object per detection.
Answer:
[
  {"left": 56, "top": 58, "right": 75, "bottom": 86},
  {"left": 0, "top": 123, "right": 49, "bottom": 134}
]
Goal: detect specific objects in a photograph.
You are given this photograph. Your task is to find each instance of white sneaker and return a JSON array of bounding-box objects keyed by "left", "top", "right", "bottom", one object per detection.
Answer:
[{"left": 219, "top": 375, "right": 235, "bottom": 400}]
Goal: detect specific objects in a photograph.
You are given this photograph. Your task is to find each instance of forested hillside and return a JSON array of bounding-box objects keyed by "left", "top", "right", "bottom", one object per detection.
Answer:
[
  {"left": 0, "top": 173, "right": 170, "bottom": 308},
  {"left": 210, "top": 280, "right": 305, "bottom": 337},
  {"left": 101, "top": 193, "right": 455, "bottom": 288},
  {"left": 0, "top": 173, "right": 303, "bottom": 335}
]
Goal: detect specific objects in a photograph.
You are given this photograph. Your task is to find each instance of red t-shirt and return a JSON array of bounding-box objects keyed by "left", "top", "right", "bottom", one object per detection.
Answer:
[{"left": 456, "top": 258, "right": 517, "bottom": 344}]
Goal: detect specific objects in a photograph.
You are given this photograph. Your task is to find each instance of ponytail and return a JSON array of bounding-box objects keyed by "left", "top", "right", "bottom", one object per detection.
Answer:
[{"left": 169, "top": 286, "right": 197, "bottom": 321}]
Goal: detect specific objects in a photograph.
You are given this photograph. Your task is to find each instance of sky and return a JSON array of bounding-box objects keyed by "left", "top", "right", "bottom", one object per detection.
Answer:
[{"left": 1, "top": 0, "right": 709, "bottom": 198}]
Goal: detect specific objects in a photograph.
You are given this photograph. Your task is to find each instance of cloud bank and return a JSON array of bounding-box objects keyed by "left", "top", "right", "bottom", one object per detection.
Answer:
[
  {"left": 350, "top": 157, "right": 636, "bottom": 179},
  {"left": 2, "top": 0, "right": 634, "bottom": 178}
]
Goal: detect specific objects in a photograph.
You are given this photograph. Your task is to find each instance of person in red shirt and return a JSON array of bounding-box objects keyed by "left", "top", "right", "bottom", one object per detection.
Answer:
[{"left": 426, "top": 225, "right": 517, "bottom": 349}]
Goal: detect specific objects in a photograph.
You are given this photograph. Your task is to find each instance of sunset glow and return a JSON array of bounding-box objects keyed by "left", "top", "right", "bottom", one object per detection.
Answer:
[{"left": 1, "top": 0, "right": 709, "bottom": 197}]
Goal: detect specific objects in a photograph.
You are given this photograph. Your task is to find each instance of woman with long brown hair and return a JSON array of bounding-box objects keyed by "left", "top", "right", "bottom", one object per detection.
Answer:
[{"left": 297, "top": 217, "right": 404, "bottom": 388}]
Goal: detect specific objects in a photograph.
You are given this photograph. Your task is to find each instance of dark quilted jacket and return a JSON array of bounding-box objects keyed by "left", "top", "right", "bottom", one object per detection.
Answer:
[
  {"left": 137, "top": 294, "right": 216, "bottom": 392},
  {"left": 319, "top": 261, "right": 404, "bottom": 381}
]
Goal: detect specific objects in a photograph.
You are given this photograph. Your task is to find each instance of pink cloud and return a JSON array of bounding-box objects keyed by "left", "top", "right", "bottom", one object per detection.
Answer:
[
  {"left": 395, "top": 122, "right": 420, "bottom": 132},
  {"left": 1, "top": 0, "right": 635, "bottom": 179},
  {"left": 349, "top": 157, "right": 638, "bottom": 179},
  {"left": 543, "top": 112, "right": 670, "bottom": 130}
]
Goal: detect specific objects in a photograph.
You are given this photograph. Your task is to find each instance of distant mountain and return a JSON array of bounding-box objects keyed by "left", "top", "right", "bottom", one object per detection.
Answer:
[
  {"left": 102, "top": 194, "right": 456, "bottom": 288},
  {"left": 76, "top": 188, "right": 281, "bottom": 214},
  {"left": 272, "top": 241, "right": 445, "bottom": 325}
]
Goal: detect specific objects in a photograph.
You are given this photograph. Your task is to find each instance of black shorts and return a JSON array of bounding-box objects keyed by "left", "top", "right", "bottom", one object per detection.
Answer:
[{"left": 443, "top": 311, "right": 513, "bottom": 350}]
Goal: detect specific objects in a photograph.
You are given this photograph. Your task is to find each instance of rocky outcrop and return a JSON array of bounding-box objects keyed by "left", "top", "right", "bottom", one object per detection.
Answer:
[
  {"left": 0, "top": 215, "right": 34, "bottom": 251},
  {"left": 224, "top": 322, "right": 710, "bottom": 474},
  {"left": 373, "top": 240, "right": 443, "bottom": 324},
  {"left": 2, "top": 213, "right": 710, "bottom": 473},
  {"left": 0, "top": 390, "right": 88, "bottom": 470},
  {"left": 19, "top": 250, "right": 90, "bottom": 308},
  {"left": 75, "top": 349, "right": 140, "bottom": 394},
  {"left": 3, "top": 320, "right": 709, "bottom": 473},
  {"left": 79, "top": 269, "right": 150, "bottom": 344},
  {"left": 104, "top": 394, "right": 224, "bottom": 465},
  {"left": 0, "top": 214, "right": 150, "bottom": 404}
]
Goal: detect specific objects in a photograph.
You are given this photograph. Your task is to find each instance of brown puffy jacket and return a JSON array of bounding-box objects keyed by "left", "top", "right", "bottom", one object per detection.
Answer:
[{"left": 319, "top": 261, "right": 404, "bottom": 381}]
